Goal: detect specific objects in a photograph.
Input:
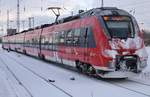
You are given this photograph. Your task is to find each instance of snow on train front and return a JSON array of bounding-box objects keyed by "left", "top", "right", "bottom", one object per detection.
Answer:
[{"left": 98, "top": 8, "right": 148, "bottom": 78}]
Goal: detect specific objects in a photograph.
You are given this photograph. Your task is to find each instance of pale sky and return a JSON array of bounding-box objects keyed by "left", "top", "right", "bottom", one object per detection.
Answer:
[{"left": 0, "top": 0, "right": 150, "bottom": 35}]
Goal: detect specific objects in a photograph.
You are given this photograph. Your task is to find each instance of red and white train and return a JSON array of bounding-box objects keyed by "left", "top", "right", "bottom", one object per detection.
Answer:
[{"left": 2, "top": 7, "right": 148, "bottom": 78}]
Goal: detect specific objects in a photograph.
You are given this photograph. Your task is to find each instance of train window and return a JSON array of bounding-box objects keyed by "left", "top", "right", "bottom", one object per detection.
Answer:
[
  {"left": 29, "top": 39, "right": 32, "bottom": 47},
  {"left": 44, "top": 37, "right": 49, "bottom": 45},
  {"left": 41, "top": 36, "right": 46, "bottom": 49},
  {"left": 28, "top": 40, "right": 31, "bottom": 47},
  {"left": 52, "top": 33, "right": 59, "bottom": 51},
  {"left": 74, "top": 29, "right": 80, "bottom": 36},
  {"left": 54, "top": 33, "right": 59, "bottom": 44},
  {"left": 73, "top": 29, "right": 81, "bottom": 46},
  {"left": 49, "top": 36, "right": 53, "bottom": 44},
  {"left": 40, "top": 36, "right": 48, "bottom": 49},
  {"left": 59, "top": 31, "right": 65, "bottom": 45},
  {"left": 45, "top": 37, "right": 49, "bottom": 49},
  {"left": 33, "top": 38, "right": 37, "bottom": 47},
  {"left": 35, "top": 38, "right": 38, "bottom": 44},
  {"left": 25, "top": 38, "right": 27, "bottom": 46},
  {"left": 52, "top": 35, "right": 55, "bottom": 51},
  {"left": 32, "top": 38, "right": 34, "bottom": 44},
  {"left": 33, "top": 38, "right": 37, "bottom": 48},
  {"left": 26, "top": 40, "right": 30, "bottom": 47},
  {"left": 66, "top": 30, "right": 74, "bottom": 46},
  {"left": 41, "top": 36, "right": 45, "bottom": 44},
  {"left": 67, "top": 30, "right": 72, "bottom": 37},
  {"left": 24, "top": 40, "right": 27, "bottom": 47},
  {"left": 48, "top": 36, "right": 53, "bottom": 50}
]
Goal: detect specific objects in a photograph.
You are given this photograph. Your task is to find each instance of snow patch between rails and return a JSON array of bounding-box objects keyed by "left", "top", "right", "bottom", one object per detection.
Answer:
[{"left": 0, "top": 69, "right": 16, "bottom": 97}]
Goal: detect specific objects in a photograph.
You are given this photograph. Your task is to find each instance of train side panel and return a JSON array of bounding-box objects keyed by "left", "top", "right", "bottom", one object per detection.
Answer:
[
  {"left": 24, "top": 30, "right": 41, "bottom": 56},
  {"left": 2, "top": 36, "right": 10, "bottom": 50},
  {"left": 15, "top": 33, "right": 25, "bottom": 52}
]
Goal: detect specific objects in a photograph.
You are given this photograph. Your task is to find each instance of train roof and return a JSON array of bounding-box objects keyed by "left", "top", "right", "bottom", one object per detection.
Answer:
[{"left": 7, "top": 7, "right": 131, "bottom": 36}]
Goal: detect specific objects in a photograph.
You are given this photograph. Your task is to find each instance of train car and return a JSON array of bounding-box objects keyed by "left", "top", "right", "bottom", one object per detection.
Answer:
[
  {"left": 23, "top": 29, "right": 41, "bottom": 56},
  {"left": 14, "top": 32, "right": 25, "bottom": 52},
  {"left": 2, "top": 7, "right": 148, "bottom": 78},
  {"left": 2, "top": 35, "right": 10, "bottom": 50},
  {"left": 9, "top": 35, "right": 17, "bottom": 51}
]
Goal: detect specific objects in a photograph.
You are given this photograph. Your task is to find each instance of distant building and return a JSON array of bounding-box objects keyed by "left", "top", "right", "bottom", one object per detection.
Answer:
[{"left": 7, "top": 29, "right": 17, "bottom": 35}]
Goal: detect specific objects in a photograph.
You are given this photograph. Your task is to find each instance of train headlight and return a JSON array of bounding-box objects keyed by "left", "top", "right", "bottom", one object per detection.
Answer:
[
  {"left": 103, "top": 49, "right": 118, "bottom": 59},
  {"left": 107, "top": 60, "right": 116, "bottom": 69}
]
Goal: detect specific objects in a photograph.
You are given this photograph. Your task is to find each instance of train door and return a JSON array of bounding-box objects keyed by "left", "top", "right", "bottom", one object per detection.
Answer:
[
  {"left": 53, "top": 32, "right": 59, "bottom": 62},
  {"left": 33, "top": 36, "right": 39, "bottom": 56},
  {"left": 33, "top": 31, "right": 40, "bottom": 56},
  {"left": 83, "top": 26, "right": 95, "bottom": 62},
  {"left": 83, "top": 27, "right": 89, "bottom": 62},
  {"left": 39, "top": 28, "right": 43, "bottom": 56},
  {"left": 23, "top": 32, "right": 26, "bottom": 53}
]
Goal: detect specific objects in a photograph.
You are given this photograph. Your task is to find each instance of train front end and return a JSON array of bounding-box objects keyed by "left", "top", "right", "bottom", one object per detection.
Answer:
[{"left": 96, "top": 8, "right": 148, "bottom": 78}]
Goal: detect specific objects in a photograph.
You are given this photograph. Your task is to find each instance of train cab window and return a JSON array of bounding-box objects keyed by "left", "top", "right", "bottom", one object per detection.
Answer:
[{"left": 103, "top": 16, "right": 134, "bottom": 39}]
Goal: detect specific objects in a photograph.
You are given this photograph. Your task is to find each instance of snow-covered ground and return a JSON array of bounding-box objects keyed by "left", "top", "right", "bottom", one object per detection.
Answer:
[
  {"left": 130, "top": 47, "right": 150, "bottom": 84},
  {"left": 0, "top": 70, "right": 16, "bottom": 97},
  {"left": 144, "top": 47, "right": 150, "bottom": 72},
  {"left": 0, "top": 45, "right": 150, "bottom": 97}
]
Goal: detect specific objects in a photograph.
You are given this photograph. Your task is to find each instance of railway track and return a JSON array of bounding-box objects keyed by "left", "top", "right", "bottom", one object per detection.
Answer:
[
  {"left": 0, "top": 55, "right": 34, "bottom": 97},
  {"left": 103, "top": 79, "right": 150, "bottom": 97},
  {"left": 127, "top": 79, "right": 150, "bottom": 87},
  {"left": 3, "top": 51, "right": 150, "bottom": 97},
  {"left": 0, "top": 52, "right": 73, "bottom": 97}
]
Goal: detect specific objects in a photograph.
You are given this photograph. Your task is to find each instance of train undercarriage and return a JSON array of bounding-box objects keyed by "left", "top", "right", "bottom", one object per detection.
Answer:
[{"left": 75, "top": 55, "right": 145, "bottom": 78}]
